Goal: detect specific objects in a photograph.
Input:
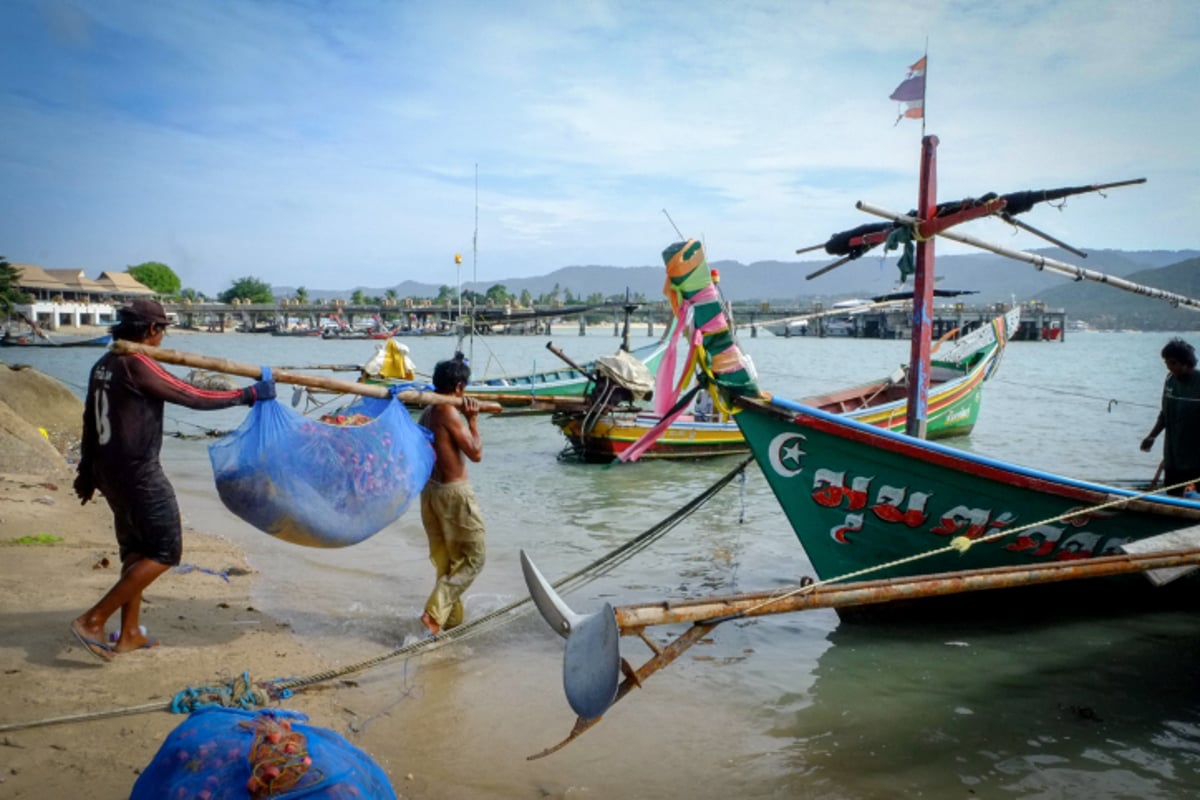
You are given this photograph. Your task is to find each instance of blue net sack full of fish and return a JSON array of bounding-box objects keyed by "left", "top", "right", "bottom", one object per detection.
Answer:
[
  {"left": 130, "top": 707, "right": 397, "bottom": 800},
  {"left": 209, "top": 382, "right": 434, "bottom": 548}
]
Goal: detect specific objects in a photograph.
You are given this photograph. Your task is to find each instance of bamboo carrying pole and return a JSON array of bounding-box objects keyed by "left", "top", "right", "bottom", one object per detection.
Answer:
[
  {"left": 465, "top": 392, "right": 592, "bottom": 408},
  {"left": 113, "top": 342, "right": 504, "bottom": 413}
]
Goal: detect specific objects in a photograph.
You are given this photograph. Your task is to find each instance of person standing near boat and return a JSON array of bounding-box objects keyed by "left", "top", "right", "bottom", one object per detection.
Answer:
[
  {"left": 71, "top": 298, "right": 276, "bottom": 660},
  {"left": 417, "top": 352, "right": 486, "bottom": 636},
  {"left": 1141, "top": 337, "right": 1200, "bottom": 496}
]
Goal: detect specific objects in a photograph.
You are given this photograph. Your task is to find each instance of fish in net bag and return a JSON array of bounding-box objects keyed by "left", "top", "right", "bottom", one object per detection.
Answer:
[
  {"left": 209, "top": 386, "right": 434, "bottom": 548},
  {"left": 130, "top": 707, "right": 398, "bottom": 799}
]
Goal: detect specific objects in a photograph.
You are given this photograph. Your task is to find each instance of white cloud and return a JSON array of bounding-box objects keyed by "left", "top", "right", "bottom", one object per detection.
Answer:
[{"left": 1, "top": 0, "right": 1197, "bottom": 293}]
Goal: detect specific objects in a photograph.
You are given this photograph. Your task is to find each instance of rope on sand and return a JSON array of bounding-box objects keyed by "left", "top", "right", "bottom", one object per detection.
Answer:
[
  {"left": 171, "top": 671, "right": 271, "bottom": 713},
  {"left": 0, "top": 456, "right": 754, "bottom": 733},
  {"left": 269, "top": 455, "right": 755, "bottom": 693}
]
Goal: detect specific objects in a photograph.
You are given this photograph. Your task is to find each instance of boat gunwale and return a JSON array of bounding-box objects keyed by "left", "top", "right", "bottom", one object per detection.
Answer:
[{"left": 738, "top": 393, "right": 1200, "bottom": 515}]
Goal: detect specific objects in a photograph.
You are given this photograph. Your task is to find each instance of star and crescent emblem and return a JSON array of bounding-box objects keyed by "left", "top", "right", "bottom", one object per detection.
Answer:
[{"left": 768, "top": 433, "right": 807, "bottom": 477}]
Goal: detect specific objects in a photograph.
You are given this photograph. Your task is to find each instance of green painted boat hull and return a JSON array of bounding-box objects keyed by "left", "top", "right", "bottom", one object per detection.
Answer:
[{"left": 734, "top": 396, "right": 1200, "bottom": 584}]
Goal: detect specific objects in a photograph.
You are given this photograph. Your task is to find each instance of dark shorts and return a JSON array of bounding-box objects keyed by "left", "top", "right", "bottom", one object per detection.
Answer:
[{"left": 103, "top": 474, "right": 183, "bottom": 565}]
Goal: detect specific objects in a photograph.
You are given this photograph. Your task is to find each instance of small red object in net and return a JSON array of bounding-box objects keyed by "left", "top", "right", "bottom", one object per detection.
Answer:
[{"left": 241, "top": 716, "right": 321, "bottom": 798}]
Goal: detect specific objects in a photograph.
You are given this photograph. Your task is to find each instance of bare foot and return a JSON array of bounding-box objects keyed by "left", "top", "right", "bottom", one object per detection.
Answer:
[
  {"left": 70, "top": 617, "right": 115, "bottom": 662},
  {"left": 112, "top": 629, "right": 160, "bottom": 654},
  {"left": 420, "top": 611, "right": 441, "bottom": 636}
]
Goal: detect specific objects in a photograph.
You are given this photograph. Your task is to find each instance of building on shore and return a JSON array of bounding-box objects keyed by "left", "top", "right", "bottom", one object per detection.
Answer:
[{"left": 7, "top": 264, "right": 156, "bottom": 331}]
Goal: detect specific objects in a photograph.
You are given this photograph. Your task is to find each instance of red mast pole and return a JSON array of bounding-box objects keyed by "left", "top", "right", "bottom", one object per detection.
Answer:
[{"left": 906, "top": 134, "right": 938, "bottom": 438}]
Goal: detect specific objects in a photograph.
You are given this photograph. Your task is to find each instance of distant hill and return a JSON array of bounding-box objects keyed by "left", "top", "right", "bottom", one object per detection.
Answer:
[
  {"left": 1034, "top": 258, "right": 1200, "bottom": 330},
  {"left": 274, "top": 248, "right": 1200, "bottom": 318}
]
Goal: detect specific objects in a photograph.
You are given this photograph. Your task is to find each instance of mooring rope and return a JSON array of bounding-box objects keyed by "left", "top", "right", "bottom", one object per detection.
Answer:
[
  {"left": 990, "top": 377, "right": 1157, "bottom": 411},
  {"left": 271, "top": 454, "right": 755, "bottom": 692},
  {"left": 0, "top": 456, "right": 753, "bottom": 733},
  {"left": 720, "top": 477, "right": 1200, "bottom": 621}
]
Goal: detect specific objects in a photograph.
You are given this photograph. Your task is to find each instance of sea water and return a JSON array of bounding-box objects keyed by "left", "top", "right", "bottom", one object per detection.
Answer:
[{"left": 12, "top": 326, "right": 1200, "bottom": 799}]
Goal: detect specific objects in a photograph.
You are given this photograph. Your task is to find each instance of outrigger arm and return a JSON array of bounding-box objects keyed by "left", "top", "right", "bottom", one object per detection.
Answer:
[
  {"left": 521, "top": 543, "right": 1200, "bottom": 759},
  {"left": 855, "top": 202, "right": 1200, "bottom": 312}
]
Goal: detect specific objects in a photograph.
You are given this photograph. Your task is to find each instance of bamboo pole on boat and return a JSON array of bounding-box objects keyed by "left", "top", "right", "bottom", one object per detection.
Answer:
[
  {"left": 856, "top": 201, "right": 1200, "bottom": 311},
  {"left": 527, "top": 545, "right": 1200, "bottom": 758},
  {"left": 112, "top": 341, "right": 503, "bottom": 412},
  {"left": 544, "top": 341, "right": 596, "bottom": 378},
  {"left": 609, "top": 547, "right": 1200, "bottom": 629}
]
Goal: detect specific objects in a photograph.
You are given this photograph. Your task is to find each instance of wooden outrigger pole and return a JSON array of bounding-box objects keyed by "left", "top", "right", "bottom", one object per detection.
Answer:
[
  {"left": 522, "top": 543, "right": 1200, "bottom": 759},
  {"left": 854, "top": 201, "right": 1200, "bottom": 312},
  {"left": 796, "top": 177, "right": 1147, "bottom": 279}
]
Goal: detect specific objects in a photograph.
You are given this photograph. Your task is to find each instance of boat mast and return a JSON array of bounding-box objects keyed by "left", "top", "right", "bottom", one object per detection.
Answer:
[
  {"left": 471, "top": 162, "right": 478, "bottom": 364},
  {"left": 906, "top": 135, "right": 938, "bottom": 438}
]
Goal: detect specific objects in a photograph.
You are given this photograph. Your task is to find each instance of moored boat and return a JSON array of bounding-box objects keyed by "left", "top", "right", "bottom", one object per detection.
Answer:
[
  {"left": 734, "top": 392, "right": 1200, "bottom": 587},
  {"left": 0, "top": 331, "right": 112, "bottom": 347},
  {"left": 555, "top": 305, "right": 1017, "bottom": 462},
  {"left": 362, "top": 322, "right": 676, "bottom": 411}
]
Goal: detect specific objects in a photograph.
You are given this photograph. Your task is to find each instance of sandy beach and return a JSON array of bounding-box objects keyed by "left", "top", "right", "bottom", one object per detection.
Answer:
[{"left": 0, "top": 361, "right": 338, "bottom": 799}]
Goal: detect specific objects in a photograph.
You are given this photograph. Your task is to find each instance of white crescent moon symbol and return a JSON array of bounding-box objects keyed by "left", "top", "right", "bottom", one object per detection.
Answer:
[{"left": 768, "top": 433, "right": 805, "bottom": 477}]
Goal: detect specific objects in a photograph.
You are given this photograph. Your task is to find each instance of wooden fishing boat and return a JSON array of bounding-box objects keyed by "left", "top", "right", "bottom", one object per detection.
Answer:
[
  {"left": 463, "top": 333, "right": 673, "bottom": 409},
  {"left": 0, "top": 331, "right": 112, "bottom": 347},
  {"left": 554, "top": 308, "right": 1016, "bottom": 462},
  {"left": 734, "top": 392, "right": 1200, "bottom": 584},
  {"left": 362, "top": 323, "right": 676, "bottom": 412},
  {"left": 269, "top": 327, "right": 322, "bottom": 337},
  {"left": 517, "top": 126, "right": 1199, "bottom": 761}
]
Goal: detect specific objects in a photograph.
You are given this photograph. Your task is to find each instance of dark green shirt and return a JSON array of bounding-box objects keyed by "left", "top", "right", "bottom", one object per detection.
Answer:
[{"left": 1161, "top": 372, "right": 1200, "bottom": 471}]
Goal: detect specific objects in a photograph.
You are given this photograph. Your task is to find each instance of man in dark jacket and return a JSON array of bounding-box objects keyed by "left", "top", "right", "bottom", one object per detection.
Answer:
[
  {"left": 1141, "top": 338, "right": 1200, "bottom": 496},
  {"left": 71, "top": 298, "right": 275, "bottom": 660}
]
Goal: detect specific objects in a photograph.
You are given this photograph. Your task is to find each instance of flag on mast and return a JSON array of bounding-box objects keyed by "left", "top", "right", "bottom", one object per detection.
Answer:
[{"left": 889, "top": 56, "right": 926, "bottom": 125}]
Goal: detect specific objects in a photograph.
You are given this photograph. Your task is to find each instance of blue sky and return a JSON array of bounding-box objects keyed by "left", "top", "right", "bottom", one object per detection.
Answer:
[{"left": 3, "top": 0, "right": 1198, "bottom": 295}]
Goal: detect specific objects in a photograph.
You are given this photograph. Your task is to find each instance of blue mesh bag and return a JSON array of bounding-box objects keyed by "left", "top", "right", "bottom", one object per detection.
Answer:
[
  {"left": 130, "top": 707, "right": 397, "bottom": 799},
  {"left": 209, "top": 389, "right": 434, "bottom": 548}
]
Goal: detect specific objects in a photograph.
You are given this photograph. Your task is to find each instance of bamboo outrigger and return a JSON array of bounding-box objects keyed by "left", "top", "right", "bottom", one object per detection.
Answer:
[
  {"left": 797, "top": 178, "right": 1148, "bottom": 281},
  {"left": 522, "top": 540, "right": 1200, "bottom": 758}
]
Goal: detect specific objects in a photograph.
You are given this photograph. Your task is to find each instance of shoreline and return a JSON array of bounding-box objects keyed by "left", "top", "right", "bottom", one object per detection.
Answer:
[{"left": 0, "top": 469, "right": 342, "bottom": 799}]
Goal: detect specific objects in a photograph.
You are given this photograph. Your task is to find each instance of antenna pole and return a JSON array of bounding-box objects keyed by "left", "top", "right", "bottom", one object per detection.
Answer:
[
  {"left": 471, "top": 163, "right": 478, "bottom": 363},
  {"left": 921, "top": 38, "right": 929, "bottom": 138}
]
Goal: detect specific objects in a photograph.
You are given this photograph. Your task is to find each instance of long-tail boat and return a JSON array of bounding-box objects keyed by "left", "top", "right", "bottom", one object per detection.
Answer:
[
  {"left": 553, "top": 307, "right": 1017, "bottom": 462},
  {"left": 519, "top": 232, "right": 1200, "bottom": 759},
  {"left": 464, "top": 332, "right": 672, "bottom": 409},
  {"left": 517, "top": 132, "right": 1200, "bottom": 755},
  {"left": 361, "top": 318, "right": 676, "bottom": 413},
  {"left": 0, "top": 331, "right": 112, "bottom": 348}
]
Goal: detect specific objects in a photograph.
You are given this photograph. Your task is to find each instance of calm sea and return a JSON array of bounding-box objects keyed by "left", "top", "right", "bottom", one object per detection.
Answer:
[{"left": 10, "top": 325, "right": 1200, "bottom": 799}]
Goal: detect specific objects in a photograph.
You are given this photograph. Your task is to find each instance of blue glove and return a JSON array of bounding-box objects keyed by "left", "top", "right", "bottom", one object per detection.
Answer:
[{"left": 245, "top": 367, "right": 276, "bottom": 405}]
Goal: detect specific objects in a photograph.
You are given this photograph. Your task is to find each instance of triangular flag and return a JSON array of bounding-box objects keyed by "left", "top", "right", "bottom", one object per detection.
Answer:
[{"left": 889, "top": 57, "right": 926, "bottom": 124}]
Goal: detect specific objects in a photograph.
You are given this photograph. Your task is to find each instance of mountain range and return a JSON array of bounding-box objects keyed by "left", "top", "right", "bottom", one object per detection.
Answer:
[{"left": 275, "top": 248, "right": 1200, "bottom": 329}]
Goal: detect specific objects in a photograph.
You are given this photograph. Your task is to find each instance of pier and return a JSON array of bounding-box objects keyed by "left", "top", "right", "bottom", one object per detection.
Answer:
[
  {"left": 738, "top": 302, "right": 1067, "bottom": 342},
  {"left": 159, "top": 300, "right": 1067, "bottom": 342}
]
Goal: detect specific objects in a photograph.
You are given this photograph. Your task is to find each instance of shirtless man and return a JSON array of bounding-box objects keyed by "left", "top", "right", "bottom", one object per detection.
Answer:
[
  {"left": 417, "top": 352, "right": 485, "bottom": 635},
  {"left": 71, "top": 298, "right": 275, "bottom": 660}
]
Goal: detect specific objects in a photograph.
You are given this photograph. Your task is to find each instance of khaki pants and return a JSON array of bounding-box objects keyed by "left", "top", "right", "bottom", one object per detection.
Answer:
[{"left": 420, "top": 480, "right": 486, "bottom": 628}]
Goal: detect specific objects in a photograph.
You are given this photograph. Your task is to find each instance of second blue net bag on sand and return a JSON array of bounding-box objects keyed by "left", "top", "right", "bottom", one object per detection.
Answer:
[
  {"left": 209, "top": 394, "right": 434, "bottom": 547},
  {"left": 130, "top": 707, "right": 398, "bottom": 799}
]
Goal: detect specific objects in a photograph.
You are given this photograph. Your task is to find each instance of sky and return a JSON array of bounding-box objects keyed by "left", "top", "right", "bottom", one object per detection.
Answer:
[{"left": 3, "top": 0, "right": 1199, "bottom": 296}]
